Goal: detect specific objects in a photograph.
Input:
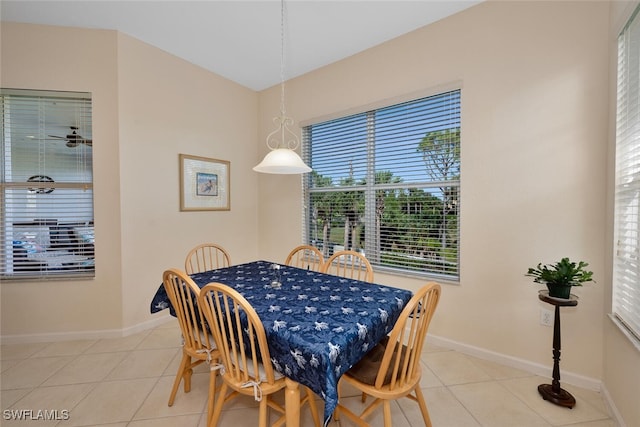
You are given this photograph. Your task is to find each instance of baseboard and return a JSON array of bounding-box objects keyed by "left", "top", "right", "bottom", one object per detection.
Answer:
[
  {"left": 120, "top": 314, "right": 174, "bottom": 337},
  {"left": 0, "top": 314, "right": 173, "bottom": 345},
  {"left": 426, "top": 333, "right": 602, "bottom": 392},
  {"left": 600, "top": 384, "right": 627, "bottom": 427}
]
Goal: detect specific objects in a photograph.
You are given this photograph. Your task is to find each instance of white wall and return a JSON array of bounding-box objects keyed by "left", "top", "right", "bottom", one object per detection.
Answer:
[
  {"left": 115, "top": 32, "right": 260, "bottom": 330},
  {"left": 0, "top": 22, "right": 260, "bottom": 338},
  {"left": 258, "top": 0, "right": 609, "bottom": 383},
  {"left": 1, "top": 23, "right": 124, "bottom": 337}
]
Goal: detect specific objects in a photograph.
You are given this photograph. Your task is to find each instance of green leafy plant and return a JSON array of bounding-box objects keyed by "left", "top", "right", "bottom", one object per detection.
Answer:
[{"left": 525, "top": 257, "right": 594, "bottom": 298}]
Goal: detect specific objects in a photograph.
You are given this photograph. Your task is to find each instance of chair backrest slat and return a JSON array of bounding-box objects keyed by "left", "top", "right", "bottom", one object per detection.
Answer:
[
  {"left": 185, "top": 243, "right": 231, "bottom": 274},
  {"left": 322, "top": 250, "right": 374, "bottom": 282},
  {"left": 285, "top": 245, "right": 325, "bottom": 272}
]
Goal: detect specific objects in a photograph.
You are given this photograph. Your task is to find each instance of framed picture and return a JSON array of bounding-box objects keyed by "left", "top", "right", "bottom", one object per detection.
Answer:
[{"left": 180, "top": 154, "right": 230, "bottom": 211}]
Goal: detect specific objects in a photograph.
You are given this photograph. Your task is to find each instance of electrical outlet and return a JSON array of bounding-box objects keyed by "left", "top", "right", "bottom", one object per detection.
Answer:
[{"left": 540, "top": 308, "right": 553, "bottom": 326}]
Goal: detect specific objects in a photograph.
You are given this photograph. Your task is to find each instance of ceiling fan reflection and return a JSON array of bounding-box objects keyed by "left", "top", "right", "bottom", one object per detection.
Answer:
[
  {"left": 47, "top": 126, "right": 93, "bottom": 147},
  {"left": 27, "top": 126, "right": 92, "bottom": 147}
]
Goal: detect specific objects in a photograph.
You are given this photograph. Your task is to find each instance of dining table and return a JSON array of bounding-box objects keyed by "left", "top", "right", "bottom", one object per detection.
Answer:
[{"left": 150, "top": 260, "right": 412, "bottom": 427}]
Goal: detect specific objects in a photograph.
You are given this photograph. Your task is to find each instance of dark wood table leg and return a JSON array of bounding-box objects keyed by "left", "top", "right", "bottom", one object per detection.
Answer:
[{"left": 538, "top": 304, "right": 576, "bottom": 408}]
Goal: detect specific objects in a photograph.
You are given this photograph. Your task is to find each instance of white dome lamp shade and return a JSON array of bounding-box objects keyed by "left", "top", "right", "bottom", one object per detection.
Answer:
[{"left": 253, "top": 148, "right": 311, "bottom": 174}]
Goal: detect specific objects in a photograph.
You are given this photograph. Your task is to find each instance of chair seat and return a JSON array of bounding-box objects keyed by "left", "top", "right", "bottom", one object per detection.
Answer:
[
  {"left": 228, "top": 360, "right": 284, "bottom": 383},
  {"left": 195, "top": 330, "right": 218, "bottom": 356},
  {"left": 347, "top": 337, "right": 408, "bottom": 386}
]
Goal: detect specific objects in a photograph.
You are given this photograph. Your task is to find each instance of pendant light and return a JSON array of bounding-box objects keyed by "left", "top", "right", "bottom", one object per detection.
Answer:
[{"left": 253, "top": 0, "right": 311, "bottom": 174}]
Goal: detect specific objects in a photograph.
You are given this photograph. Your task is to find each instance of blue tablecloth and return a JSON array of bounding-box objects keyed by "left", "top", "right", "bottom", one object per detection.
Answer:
[{"left": 150, "top": 260, "right": 412, "bottom": 422}]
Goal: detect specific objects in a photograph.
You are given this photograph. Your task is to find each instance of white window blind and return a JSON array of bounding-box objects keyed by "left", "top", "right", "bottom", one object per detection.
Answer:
[
  {"left": 613, "top": 5, "right": 640, "bottom": 341},
  {"left": 304, "top": 90, "right": 460, "bottom": 280},
  {"left": 1, "top": 89, "right": 94, "bottom": 279}
]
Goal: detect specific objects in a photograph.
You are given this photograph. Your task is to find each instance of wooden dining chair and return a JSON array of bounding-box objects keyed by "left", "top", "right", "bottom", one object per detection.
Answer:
[
  {"left": 334, "top": 283, "right": 441, "bottom": 427},
  {"left": 198, "top": 282, "right": 321, "bottom": 427},
  {"left": 285, "top": 245, "right": 325, "bottom": 272},
  {"left": 185, "top": 243, "right": 231, "bottom": 274},
  {"left": 322, "top": 250, "right": 374, "bottom": 282},
  {"left": 162, "top": 268, "right": 219, "bottom": 417}
]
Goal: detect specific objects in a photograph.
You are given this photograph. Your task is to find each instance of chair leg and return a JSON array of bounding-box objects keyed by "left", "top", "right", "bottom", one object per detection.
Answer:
[
  {"left": 184, "top": 367, "right": 193, "bottom": 392},
  {"left": 206, "top": 367, "right": 217, "bottom": 427},
  {"left": 382, "top": 400, "right": 392, "bottom": 427},
  {"left": 168, "top": 352, "right": 190, "bottom": 406},
  {"left": 413, "top": 386, "right": 432, "bottom": 427},
  {"left": 209, "top": 383, "right": 228, "bottom": 427},
  {"left": 304, "top": 387, "right": 322, "bottom": 427},
  {"left": 258, "top": 398, "right": 268, "bottom": 427}
]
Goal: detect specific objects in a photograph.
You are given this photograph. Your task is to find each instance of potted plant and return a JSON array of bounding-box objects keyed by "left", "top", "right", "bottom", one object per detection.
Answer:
[{"left": 525, "top": 257, "right": 594, "bottom": 299}]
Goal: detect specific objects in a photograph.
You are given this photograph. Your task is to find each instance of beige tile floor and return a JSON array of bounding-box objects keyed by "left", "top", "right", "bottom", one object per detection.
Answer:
[{"left": 1, "top": 321, "right": 616, "bottom": 427}]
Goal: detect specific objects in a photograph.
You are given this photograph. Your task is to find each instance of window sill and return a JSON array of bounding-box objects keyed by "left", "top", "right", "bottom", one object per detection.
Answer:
[
  {"left": 374, "top": 264, "right": 460, "bottom": 286},
  {"left": 608, "top": 314, "right": 640, "bottom": 353}
]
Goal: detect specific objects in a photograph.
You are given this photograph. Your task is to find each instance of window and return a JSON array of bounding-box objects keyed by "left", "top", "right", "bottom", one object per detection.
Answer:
[
  {"left": 613, "top": 5, "right": 640, "bottom": 342},
  {"left": 303, "top": 89, "right": 461, "bottom": 280},
  {"left": 1, "top": 89, "right": 94, "bottom": 279}
]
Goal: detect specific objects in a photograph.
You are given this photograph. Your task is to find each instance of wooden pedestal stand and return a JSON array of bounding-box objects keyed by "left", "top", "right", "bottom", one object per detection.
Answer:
[{"left": 538, "top": 290, "right": 578, "bottom": 408}]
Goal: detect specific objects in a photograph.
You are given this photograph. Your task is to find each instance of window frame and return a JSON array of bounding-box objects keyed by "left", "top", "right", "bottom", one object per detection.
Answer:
[
  {"left": 612, "top": 4, "right": 640, "bottom": 346},
  {"left": 1, "top": 89, "right": 95, "bottom": 280},
  {"left": 302, "top": 88, "right": 461, "bottom": 282}
]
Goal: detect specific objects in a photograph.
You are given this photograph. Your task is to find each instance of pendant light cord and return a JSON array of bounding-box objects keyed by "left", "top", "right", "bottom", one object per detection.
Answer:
[{"left": 280, "top": 0, "right": 286, "bottom": 116}]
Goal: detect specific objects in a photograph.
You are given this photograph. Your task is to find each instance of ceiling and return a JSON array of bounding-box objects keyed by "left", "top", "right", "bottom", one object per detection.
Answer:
[{"left": 1, "top": 0, "right": 482, "bottom": 91}]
